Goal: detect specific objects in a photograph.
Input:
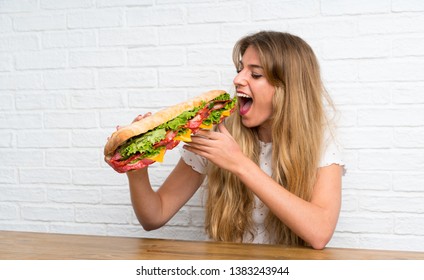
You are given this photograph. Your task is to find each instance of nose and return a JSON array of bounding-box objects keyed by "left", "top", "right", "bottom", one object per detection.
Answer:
[{"left": 233, "top": 69, "right": 247, "bottom": 87}]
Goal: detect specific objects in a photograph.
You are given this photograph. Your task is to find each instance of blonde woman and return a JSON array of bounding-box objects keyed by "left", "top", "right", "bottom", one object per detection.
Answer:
[{"left": 126, "top": 31, "right": 344, "bottom": 249}]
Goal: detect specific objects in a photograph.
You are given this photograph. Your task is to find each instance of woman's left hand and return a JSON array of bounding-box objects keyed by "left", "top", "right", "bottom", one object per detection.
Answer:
[{"left": 183, "top": 123, "right": 247, "bottom": 172}]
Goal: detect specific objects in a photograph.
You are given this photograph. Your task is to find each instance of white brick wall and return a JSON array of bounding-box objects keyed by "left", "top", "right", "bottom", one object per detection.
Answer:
[{"left": 1, "top": 0, "right": 424, "bottom": 252}]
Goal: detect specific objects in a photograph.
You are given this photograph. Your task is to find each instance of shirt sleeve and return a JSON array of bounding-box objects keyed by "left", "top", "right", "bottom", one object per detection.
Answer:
[
  {"left": 179, "top": 146, "right": 208, "bottom": 175},
  {"left": 319, "top": 127, "right": 346, "bottom": 174}
]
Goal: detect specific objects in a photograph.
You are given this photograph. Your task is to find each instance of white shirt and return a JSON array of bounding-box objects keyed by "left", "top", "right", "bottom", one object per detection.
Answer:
[{"left": 180, "top": 130, "right": 345, "bottom": 244}]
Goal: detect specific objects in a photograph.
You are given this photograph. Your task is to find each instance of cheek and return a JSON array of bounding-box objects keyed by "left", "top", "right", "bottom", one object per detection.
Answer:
[
  {"left": 252, "top": 82, "right": 275, "bottom": 116},
  {"left": 263, "top": 100, "right": 274, "bottom": 118},
  {"left": 264, "top": 93, "right": 275, "bottom": 119},
  {"left": 262, "top": 89, "right": 275, "bottom": 113},
  {"left": 255, "top": 95, "right": 274, "bottom": 119}
]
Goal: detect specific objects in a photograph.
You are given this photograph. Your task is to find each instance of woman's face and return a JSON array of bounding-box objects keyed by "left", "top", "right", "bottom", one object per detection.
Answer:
[{"left": 233, "top": 46, "right": 275, "bottom": 138}]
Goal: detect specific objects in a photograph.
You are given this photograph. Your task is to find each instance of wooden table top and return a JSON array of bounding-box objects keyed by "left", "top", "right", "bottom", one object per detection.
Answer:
[{"left": 1, "top": 231, "right": 423, "bottom": 260}]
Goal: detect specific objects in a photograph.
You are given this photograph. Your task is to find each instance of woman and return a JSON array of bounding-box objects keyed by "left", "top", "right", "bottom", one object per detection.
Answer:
[{"left": 126, "top": 31, "right": 344, "bottom": 249}]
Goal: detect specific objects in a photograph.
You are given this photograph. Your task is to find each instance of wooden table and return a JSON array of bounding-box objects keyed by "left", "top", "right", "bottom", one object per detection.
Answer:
[{"left": 1, "top": 231, "right": 423, "bottom": 260}]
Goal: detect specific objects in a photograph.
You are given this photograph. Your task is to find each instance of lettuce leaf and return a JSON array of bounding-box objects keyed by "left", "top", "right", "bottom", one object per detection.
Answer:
[
  {"left": 202, "top": 96, "right": 237, "bottom": 126},
  {"left": 158, "top": 108, "right": 199, "bottom": 131},
  {"left": 119, "top": 128, "right": 166, "bottom": 159},
  {"left": 213, "top": 93, "right": 231, "bottom": 102}
]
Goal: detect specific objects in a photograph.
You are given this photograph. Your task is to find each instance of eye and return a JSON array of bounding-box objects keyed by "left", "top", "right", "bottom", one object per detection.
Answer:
[{"left": 251, "top": 73, "right": 263, "bottom": 79}]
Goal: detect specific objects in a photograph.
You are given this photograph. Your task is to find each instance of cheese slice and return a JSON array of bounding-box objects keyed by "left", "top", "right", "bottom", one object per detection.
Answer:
[
  {"left": 147, "top": 148, "right": 166, "bottom": 162},
  {"left": 199, "top": 123, "right": 213, "bottom": 130},
  {"left": 174, "top": 129, "right": 192, "bottom": 142},
  {"left": 221, "top": 109, "right": 232, "bottom": 117}
]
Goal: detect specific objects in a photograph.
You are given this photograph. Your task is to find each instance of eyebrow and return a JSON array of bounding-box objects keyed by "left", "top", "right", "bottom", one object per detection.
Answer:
[{"left": 238, "top": 61, "right": 264, "bottom": 69}]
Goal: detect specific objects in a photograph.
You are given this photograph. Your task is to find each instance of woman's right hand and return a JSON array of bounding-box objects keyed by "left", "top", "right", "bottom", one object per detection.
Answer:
[
  {"left": 116, "top": 112, "right": 152, "bottom": 132},
  {"left": 117, "top": 112, "right": 153, "bottom": 174},
  {"left": 132, "top": 112, "right": 152, "bottom": 123}
]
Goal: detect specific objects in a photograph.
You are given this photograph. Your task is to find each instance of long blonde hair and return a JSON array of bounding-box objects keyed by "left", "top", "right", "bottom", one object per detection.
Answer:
[{"left": 205, "top": 31, "right": 332, "bottom": 245}]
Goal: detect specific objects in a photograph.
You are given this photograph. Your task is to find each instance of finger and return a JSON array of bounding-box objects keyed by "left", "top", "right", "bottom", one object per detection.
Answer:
[
  {"left": 183, "top": 143, "right": 211, "bottom": 157},
  {"left": 132, "top": 112, "right": 151, "bottom": 123},
  {"left": 132, "top": 115, "right": 141, "bottom": 123},
  {"left": 217, "top": 122, "right": 230, "bottom": 136},
  {"left": 194, "top": 129, "right": 221, "bottom": 140},
  {"left": 132, "top": 115, "right": 143, "bottom": 123},
  {"left": 191, "top": 131, "right": 210, "bottom": 141},
  {"left": 189, "top": 135, "right": 213, "bottom": 145}
]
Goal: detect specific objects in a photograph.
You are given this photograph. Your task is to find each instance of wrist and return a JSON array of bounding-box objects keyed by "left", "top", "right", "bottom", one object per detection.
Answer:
[
  {"left": 232, "top": 154, "right": 253, "bottom": 178},
  {"left": 126, "top": 167, "right": 148, "bottom": 179}
]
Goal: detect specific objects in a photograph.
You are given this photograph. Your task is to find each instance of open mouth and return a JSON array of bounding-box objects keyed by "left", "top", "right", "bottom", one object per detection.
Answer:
[{"left": 237, "top": 93, "right": 252, "bottom": 116}]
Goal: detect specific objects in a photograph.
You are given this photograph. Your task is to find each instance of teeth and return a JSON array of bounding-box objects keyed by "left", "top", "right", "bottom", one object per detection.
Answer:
[{"left": 237, "top": 93, "right": 252, "bottom": 98}]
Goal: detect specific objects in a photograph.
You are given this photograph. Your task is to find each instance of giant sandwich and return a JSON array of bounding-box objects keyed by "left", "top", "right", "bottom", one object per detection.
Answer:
[{"left": 104, "top": 90, "right": 236, "bottom": 173}]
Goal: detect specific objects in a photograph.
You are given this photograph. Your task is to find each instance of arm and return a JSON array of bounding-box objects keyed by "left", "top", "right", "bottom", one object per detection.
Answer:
[
  {"left": 121, "top": 113, "right": 205, "bottom": 231},
  {"left": 127, "top": 158, "right": 205, "bottom": 231},
  {"left": 233, "top": 160, "right": 342, "bottom": 249},
  {"left": 185, "top": 123, "right": 342, "bottom": 249}
]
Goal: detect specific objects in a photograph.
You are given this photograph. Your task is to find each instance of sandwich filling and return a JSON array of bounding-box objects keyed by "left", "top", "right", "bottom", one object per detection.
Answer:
[{"left": 108, "top": 93, "right": 236, "bottom": 173}]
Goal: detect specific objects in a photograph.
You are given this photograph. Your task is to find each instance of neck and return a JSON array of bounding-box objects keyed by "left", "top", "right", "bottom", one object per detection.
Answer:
[{"left": 257, "top": 121, "right": 272, "bottom": 143}]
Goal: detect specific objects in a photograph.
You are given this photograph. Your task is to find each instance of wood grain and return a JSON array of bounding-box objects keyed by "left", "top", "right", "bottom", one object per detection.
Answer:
[{"left": 1, "top": 231, "right": 423, "bottom": 260}]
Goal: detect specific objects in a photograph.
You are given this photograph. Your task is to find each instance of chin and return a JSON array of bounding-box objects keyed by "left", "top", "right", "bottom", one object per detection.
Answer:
[
  {"left": 241, "top": 115, "right": 272, "bottom": 131},
  {"left": 240, "top": 117, "right": 257, "bottom": 128}
]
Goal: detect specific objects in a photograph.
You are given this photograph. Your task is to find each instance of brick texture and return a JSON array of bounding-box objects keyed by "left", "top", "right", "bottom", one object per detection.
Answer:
[{"left": 1, "top": 0, "right": 424, "bottom": 252}]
